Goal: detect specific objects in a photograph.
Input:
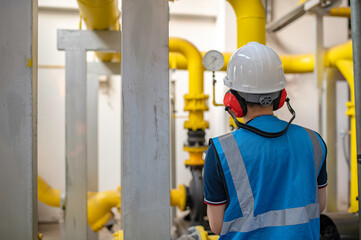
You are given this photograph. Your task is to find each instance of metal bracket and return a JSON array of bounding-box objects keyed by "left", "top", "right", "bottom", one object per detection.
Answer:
[{"left": 266, "top": 0, "right": 341, "bottom": 32}]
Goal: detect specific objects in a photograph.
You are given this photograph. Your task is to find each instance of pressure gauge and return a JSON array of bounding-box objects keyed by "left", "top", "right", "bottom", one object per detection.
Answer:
[{"left": 202, "top": 50, "right": 225, "bottom": 71}]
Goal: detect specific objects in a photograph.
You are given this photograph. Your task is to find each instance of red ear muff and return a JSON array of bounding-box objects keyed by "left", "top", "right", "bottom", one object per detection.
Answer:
[
  {"left": 273, "top": 89, "right": 287, "bottom": 111},
  {"left": 223, "top": 90, "right": 247, "bottom": 118}
]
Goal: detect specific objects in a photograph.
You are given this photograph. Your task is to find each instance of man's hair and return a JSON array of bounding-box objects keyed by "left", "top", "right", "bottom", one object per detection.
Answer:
[
  {"left": 246, "top": 102, "right": 262, "bottom": 108},
  {"left": 246, "top": 101, "right": 274, "bottom": 109}
]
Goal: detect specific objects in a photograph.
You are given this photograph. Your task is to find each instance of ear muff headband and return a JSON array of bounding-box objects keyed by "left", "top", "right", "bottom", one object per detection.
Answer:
[
  {"left": 223, "top": 90, "right": 247, "bottom": 118},
  {"left": 273, "top": 89, "right": 287, "bottom": 111}
]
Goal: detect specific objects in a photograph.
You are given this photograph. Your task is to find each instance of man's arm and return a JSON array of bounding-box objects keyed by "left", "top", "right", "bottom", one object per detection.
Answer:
[
  {"left": 319, "top": 187, "right": 327, "bottom": 213},
  {"left": 207, "top": 204, "right": 226, "bottom": 235},
  {"left": 203, "top": 143, "right": 228, "bottom": 234}
]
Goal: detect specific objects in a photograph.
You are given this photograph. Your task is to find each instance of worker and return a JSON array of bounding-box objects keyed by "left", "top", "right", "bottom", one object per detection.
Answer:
[{"left": 203, "top": 42, "right": 327, "bottom": 239}]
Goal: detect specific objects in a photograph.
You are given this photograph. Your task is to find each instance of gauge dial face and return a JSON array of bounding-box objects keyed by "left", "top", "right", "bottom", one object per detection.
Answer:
[{"left": 202, "top": 50, "right": 225, "bottom": 71}]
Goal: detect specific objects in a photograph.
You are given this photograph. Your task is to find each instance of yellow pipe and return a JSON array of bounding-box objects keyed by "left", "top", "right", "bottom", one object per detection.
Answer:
[
  {"left": 329, "top": 7, "right": 351, "bottom": 19},
  {"left": 38, "top": 175, "right": 61, "bottom": 208},
  {"left": 169, "top": 37, "right": 209, "bottom": 131},
  {"left": 298, "top": 0, "right": 308, "bottom": 4},
  {"left": 169, "top": 52, "right": 231, "bottom": 72},
  {"left": 298, "top": 0, "right": 350, "bottom": 18},
  {"left": 113, "top": 230, "right": 123, "bottom": 240},
  {"left": 38, "top": 175, "right": 121, "bottom": 231},
  {"left": 77, "top": 0, "right": 119, "bottom": 30},
  {"left": 325, "top": 40, "right": 353, "bottom": 67},
  {"left": 335, "top": 60, "right": 358, "bottom": 213},
  {"left": 169, "top": 52, "right": 188, "bottom": 70},
  {"left": 226, "top": 0, "right": 266, "bottom": 47},
  {"left": 169, "top": 37, "right": 208, "bottom": 167},
  {"left": 213, "top": 83, "right": 224, "bottom": 107},
  {"left": 88, "top": 187, "right": 121, "bottom": 232},
  {"left": 171, "top": 51, "right": 314, "bottom": 73},
  {"left": 280, "top": 54, "right": 315, "bottom": 73},
  {"left": 170, "top": 184, "right": 187, "bottom": 211},
  {"left": 76, "top": 0, "right": 120, "bottom": 61}
]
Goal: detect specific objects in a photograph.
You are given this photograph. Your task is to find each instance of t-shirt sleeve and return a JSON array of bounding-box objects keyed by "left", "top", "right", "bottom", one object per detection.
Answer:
[
  {"left": 203, "top": 143, "right": 227, "bottom": 205},
  {"left": 316, "top": 132, "right": 328, "bottom": 189}
]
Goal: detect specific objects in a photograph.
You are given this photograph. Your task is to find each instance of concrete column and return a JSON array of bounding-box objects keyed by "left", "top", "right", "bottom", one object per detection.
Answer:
[
  {"left": 350, "top": 0, "right": 361, "bottom": 237},
  {"left": 58, "top": 30, "right": 121, "bottom": 239},
  {"left": 0, "top": 0, "right": 38, "bottom": 239},
  {"left": 87, "top": 74, "right": 99, "bottom": 240},
  {"left": 64, "top": 49, "right": 88, "bottom": 240},
  {"left": 121, "top": 0, "right": 170, "bottom": 239}
]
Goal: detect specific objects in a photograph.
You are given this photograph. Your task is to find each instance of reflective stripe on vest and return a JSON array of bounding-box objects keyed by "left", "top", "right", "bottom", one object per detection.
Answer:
[{"left": 218, "top": 129, "right": 323, "bottom": 235}]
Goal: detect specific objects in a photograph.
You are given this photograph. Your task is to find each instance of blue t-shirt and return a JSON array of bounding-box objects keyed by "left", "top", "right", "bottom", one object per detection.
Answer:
[{"left": 203, "top": 116, "right": 327, "bottom": 205}]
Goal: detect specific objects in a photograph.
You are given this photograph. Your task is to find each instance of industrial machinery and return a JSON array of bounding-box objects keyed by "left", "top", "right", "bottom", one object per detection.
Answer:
[{"left": 22, "top": 0, "right": 361, "bottom": 239}]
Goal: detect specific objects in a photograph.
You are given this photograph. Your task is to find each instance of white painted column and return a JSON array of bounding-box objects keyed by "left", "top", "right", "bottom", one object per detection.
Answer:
[
  {"left": 121, "top": 0, "right": 170, "bottom": 239},
  {"left": 0, "top": 0, "right": 38, "bottom": 239}
]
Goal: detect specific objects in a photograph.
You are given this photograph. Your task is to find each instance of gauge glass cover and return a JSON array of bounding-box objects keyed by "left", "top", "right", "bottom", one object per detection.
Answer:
[{"left": 202, "top": 50, "right": 225, "bottom": 71}]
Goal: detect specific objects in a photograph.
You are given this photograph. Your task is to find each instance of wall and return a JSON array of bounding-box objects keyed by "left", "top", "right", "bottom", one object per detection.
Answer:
[{"left": 37, "top": 0, "right": 350, "bottom": 222}]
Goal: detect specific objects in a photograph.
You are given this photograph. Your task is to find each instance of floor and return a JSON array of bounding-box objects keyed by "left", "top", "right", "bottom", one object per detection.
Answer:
[{"left": 38, "top": 222, "right": 120, "bottom": 240}]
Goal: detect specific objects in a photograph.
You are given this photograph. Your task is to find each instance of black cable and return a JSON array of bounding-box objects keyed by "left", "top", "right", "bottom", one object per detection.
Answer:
[{"left": 225, "top": 98, "right": 296, "bottom": 138}]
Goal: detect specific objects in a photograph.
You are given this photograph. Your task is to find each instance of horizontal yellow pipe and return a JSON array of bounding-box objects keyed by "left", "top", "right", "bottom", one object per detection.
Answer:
[
  {"left": 169, "top": 52, "right": 231, "bottom": 72},
  {"left": 38, "top": 176, "right": 61, "bottom": 208},
  {"left": 170, "top": 184, "right": 186, "bottom": 211},
  {"left": 77, "top": 0, "right": 120, "bottom": 61},
  {"left": 329, "top": 7, "right": 351, "bottom": 18},
  {"left": 169, "top": 53, "right": 188, "bottom": 70},
  {"left": 169, "top": 40, "right": 351, "bottom": 74},
  {"left": 280, "top": 54, "right": 314, "bottom": 73},
  {"left": 77, "top": 0, "right": 119, "bottom": 30},
  {"left": 298, "top": 0, "right": 350, "bottom": 18},
  {"left": 170, "top": 51, "right": 314, "bottom": 73}
]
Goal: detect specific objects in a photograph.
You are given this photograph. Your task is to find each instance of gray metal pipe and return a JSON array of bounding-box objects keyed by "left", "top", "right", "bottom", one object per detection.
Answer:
[{"left": 350, "top": 0, "right": 361, "bottom": 238}]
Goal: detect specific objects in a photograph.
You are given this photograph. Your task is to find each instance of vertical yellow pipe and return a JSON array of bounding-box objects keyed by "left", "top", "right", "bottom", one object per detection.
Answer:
[
  {"left": 169, "top": 37, "right": 209, "bottom": 166},
  {"left": 226, "top": 0, "right": 266, "bottom": 47},
  {"left": 169, "top": 37, "right": 209, "bottom": 131},
  {"left": 336, "top": 60, "right": 358, "bottom": 212}
]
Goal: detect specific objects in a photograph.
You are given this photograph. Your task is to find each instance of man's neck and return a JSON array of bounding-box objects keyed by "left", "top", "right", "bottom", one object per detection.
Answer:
[{"left": 243, "top": 105, "right": 274, "bottom": 123}]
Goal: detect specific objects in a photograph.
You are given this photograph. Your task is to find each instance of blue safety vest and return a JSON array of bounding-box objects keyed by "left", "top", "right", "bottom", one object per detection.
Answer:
[{"left": 211, "top": 116, "right": 324, "bottom": 240}]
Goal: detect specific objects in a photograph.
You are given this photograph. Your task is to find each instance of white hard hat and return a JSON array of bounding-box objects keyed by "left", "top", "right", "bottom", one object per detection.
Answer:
[{"left": 224, "top": 42, "right": 286, "bottom": 94}]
